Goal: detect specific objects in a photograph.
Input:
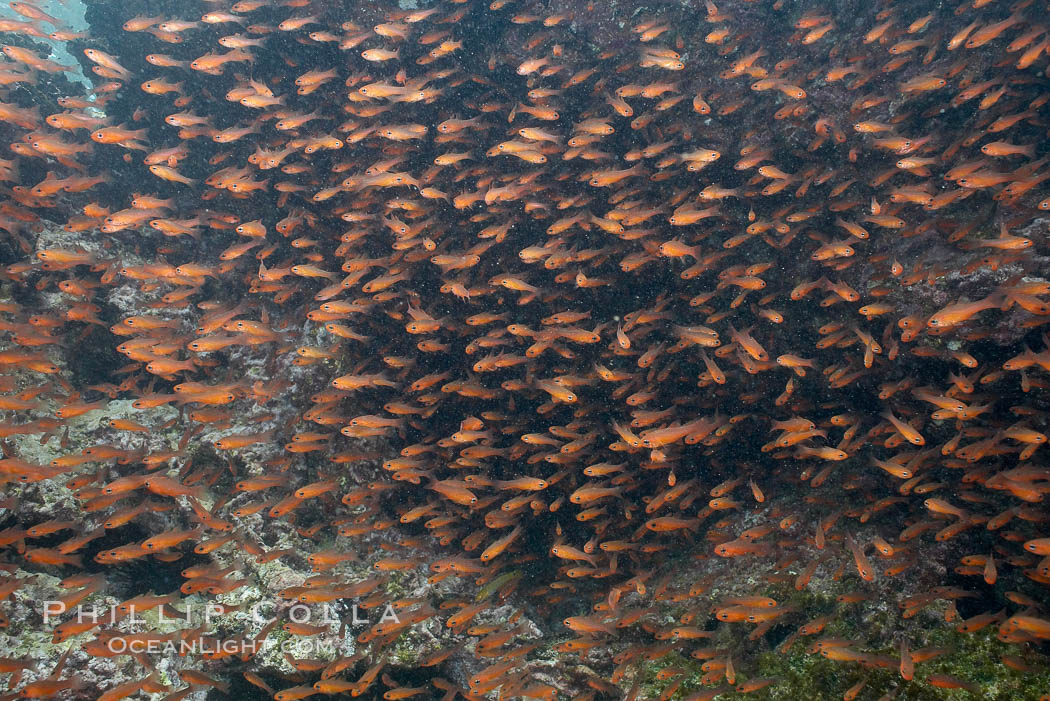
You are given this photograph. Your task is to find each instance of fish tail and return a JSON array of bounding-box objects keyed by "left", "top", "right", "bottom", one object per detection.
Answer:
[
  {"left": 374, "top": 374, "right": 398, "bottom": 388},
  {"left": 986, "top": 291, "right": 1009, "bottom": 309}
]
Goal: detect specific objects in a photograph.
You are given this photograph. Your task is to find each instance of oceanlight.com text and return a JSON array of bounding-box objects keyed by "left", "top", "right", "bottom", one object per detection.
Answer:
[{"left": 103, "top": 637, "right": 340, "bottom": 657}]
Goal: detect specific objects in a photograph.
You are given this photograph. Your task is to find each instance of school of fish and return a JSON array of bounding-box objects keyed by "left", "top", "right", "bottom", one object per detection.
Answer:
[{"left": 0, "top": 0, "right": 1049, "bottom": 697}]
